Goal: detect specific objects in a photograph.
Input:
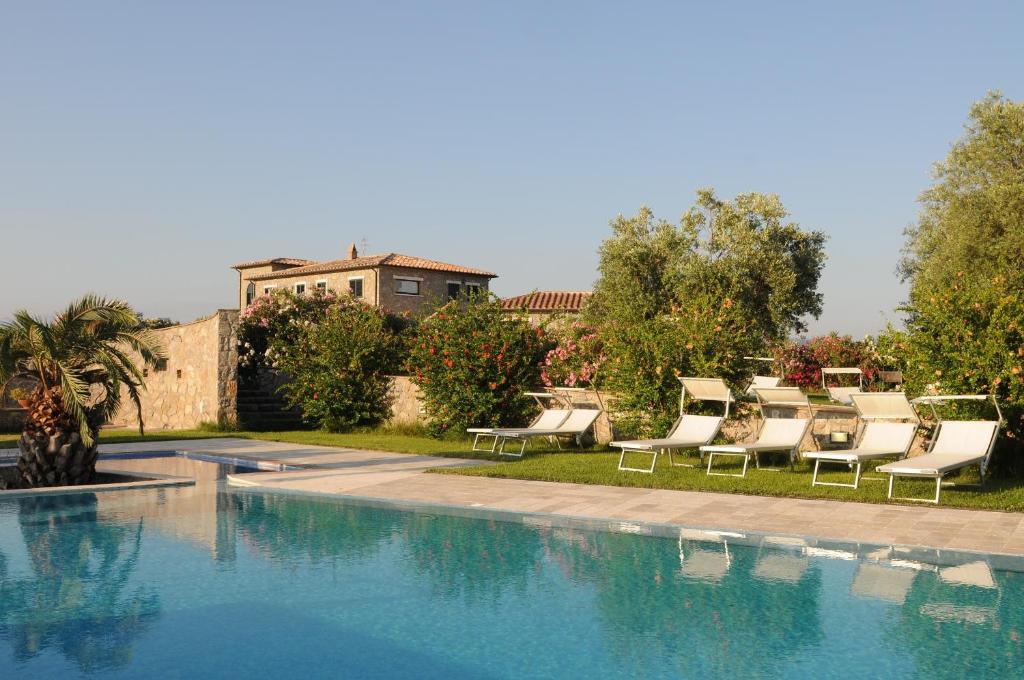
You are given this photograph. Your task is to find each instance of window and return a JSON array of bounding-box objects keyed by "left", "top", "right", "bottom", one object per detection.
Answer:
[
  {"left": 154, "top": 359, "right": 168, "bottom": 372},
  {"left": 447, "top": 282, "right": 461, "bottom": 300},
  {"left": 394, "top": 278, "right": 420, "bottom": 296},
  {"left": 245, "top": 282, "right": 256, "bottom": 306},
  {"left": 316, "top": 281, "right": 328, "bottom": 291},
  {"left": 294, "top": 283, "right": 306, "bottom": 295},
  {"left": 263, "top": 285, "right": 277, "bottom": 295},
  {"left": 349, "top": 278, "right": 364, "bottom": 297},
  {"left": 465, "top": 283, "right": 481, "bottom": 298}
]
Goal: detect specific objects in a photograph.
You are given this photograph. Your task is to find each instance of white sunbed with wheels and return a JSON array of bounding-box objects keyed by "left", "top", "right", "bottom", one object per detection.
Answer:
[
  {"left": 804, "top": 392, "right": 920, "bottom": 489},
  {"left": 612, "top": 414, "right": 724, "bottom": 473},
  {"left": 467, "top": 408, "right": 570, "bottom": 452},
  {"left": 876, "top": 394, "right": 1002, "bottom": 504},
  {"left": 490, "top": 408, "right": 602, "bottom": 457},
  {"left": 701, "top": 416, "right": 811, "bottom": 478}
]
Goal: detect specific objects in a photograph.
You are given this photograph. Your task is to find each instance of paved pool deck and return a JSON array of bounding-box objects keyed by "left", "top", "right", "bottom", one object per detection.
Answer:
[{"left": 5, "top": 437, "right": 1024, "bottom": 556}]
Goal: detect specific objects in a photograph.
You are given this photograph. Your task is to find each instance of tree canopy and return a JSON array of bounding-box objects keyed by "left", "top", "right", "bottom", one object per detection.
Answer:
[
  {"left": 585, "top": 190, "right": 826, "bottom": 434},
  {"left": 898, "top": 92, "right": 1024, "bottom": 470}
]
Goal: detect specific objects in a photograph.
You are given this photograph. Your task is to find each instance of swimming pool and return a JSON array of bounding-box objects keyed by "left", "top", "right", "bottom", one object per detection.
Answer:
[{"left": 0, "top": 484, "right": 1021, "bottom": 679}]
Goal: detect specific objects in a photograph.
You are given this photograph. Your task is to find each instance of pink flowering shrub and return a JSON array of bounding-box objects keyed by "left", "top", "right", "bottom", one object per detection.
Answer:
[
  {"left": 541, "top": 323, "right": 606, "bottom": 388},
  {"left": 779, "top": 333, "right": 878, "bottom": 390},
  {"left": 238, "top": 288, "right": 338, "bottom": 383},
  {"left": 238, "top": 289, "right": 406, "bottom": 431}
]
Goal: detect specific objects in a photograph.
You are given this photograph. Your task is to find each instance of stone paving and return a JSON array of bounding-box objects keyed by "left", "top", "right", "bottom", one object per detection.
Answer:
[{"left": 4, "top": 437, "right": 1024, "bottom": 556}]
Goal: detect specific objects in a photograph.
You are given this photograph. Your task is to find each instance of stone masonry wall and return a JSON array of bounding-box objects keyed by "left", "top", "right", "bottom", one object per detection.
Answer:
[{"left": 110, "top": 310, "right": 239, "bottom": 431}]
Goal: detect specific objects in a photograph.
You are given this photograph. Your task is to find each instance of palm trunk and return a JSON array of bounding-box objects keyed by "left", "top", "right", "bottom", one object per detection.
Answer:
[{"left": 16, "top": 388, "right": 100, "bottom": 488}]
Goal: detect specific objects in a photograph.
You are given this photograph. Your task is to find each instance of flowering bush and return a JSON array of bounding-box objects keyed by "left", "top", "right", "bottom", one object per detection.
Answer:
[
  {"left": 541, "top": 323, "right": 606, "bottom": 388},
  {"left": 238, "top": 289, "right": 337, "bottom": 383},
  {"left": 901, "top": 279, "right": 1024, "bottom": 472},
  {"left": 778, "top": 333, "right": 877, "bottom": 390},
  {"left": 407, "top": 297, "right": 549, "bottom": 438},
  {"left": 599, "top": 294, "right": 762, "bottom": 437},
  {"left": 238, "top": 289, "right": 404, "bottom": 431}
]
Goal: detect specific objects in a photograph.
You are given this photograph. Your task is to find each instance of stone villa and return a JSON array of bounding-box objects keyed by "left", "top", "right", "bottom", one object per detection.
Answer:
[{"left": 234, "top": 244, "right": 497, "bottom": 315}]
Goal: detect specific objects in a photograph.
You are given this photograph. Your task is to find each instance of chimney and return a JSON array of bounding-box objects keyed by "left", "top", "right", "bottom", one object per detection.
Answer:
[{"left": 348, "top": 243, "right": 358, "bottom": 260}]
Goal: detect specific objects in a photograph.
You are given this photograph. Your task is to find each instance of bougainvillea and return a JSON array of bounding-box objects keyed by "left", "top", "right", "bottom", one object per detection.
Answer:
[
  {"left": 237, "top": 288, "right": 337, "bottom": 383},
  {"left": 778, "top": 333, "right": 877, "bottom": 390},
  {"left": 407, "top": 296, "right": 549, "bottom": 438},
  {"left": 541, "top": 322, "right": 606, "bottom": 388}
]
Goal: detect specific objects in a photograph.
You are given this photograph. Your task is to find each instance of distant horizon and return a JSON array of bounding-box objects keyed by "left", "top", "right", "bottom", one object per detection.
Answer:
[{"left": 2, "top": 2, "right": 1021, "bottom": 336}]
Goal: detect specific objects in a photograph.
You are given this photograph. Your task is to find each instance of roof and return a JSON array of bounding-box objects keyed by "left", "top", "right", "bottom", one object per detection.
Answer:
[
  {"left": 501, "top": 291, "right": 592, "bottom": 313},
  {"left": 245, "top": 253, "right": 497, "bottom": 281},
  {"left": 232, "top": 257, "right": 315, "bottom": 270}
]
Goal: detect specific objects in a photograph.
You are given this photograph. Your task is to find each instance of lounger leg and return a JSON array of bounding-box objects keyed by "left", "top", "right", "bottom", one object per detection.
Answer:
[
  {"left": 887, "top": 473, "right": 944, "bottom": 504},
  {"left": 618, "top": 447, "right": 657, "bottom": 473},
  {"left": 811, "top": 459, "right": 864, "bottom": 489},
  {"left": 667, "top": 448, "right": 696, "bottom": 468},
  {"left": 473, "top": 433, "right": 480, "bottom": 451},
  {"left": 706, "top": 451, "right": 749, "bottom": 478},
  {"left": 742, "top": 454, "right": 749, "bottom": 477}
]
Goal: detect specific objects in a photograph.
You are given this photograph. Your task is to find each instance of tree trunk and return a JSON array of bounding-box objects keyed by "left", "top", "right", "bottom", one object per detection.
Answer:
[
  {"left": 15, "top": 387, "right": 100, "bottom": 489},
  {"left": 17, "top": 428, "right": 99, "bottom": 488}
]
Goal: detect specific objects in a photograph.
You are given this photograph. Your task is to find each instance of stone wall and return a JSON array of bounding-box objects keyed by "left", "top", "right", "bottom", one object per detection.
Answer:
[
  {"left": 382, "top": 382, "right": 937, "bottom": 456},
  {"left": 110, "top": 310, "right": 239, "bottom": 431},
  {"left": 387, "top": 376, "right": 425, "bottom": 424}
]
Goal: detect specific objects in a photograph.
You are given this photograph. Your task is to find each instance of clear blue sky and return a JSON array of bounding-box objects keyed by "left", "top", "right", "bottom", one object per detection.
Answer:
[{"left": 1, "top": 1, "right": 1021, "bottom": 336}]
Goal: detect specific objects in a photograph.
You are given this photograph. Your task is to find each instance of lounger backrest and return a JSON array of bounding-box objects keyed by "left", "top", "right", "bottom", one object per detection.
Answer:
[
  {"left": 668, "top": 414, "right": 723, "bottom": 444},
  {"left": 756, "top": 418, "right": 810, "bottom": 447},
  {"left": 556, "top": 408, "right": 602, "bottom": 434},
  {"left": 858, "top": 422, "right": 918, "bottom": 454},
  {"left": 930, "top": 421, "right": 999, "bottom": 459},
  {"left": 851, "top": 392, "right": 919, "bottom": 422},
  {"left": 746, "top": 375, "right": 781, "bottom": 395},
  {"left": 680, "top": 377, "right": 732, "bottom": 404},
  {"left": 754, "top": 387, "right": 810, "bottom": 409},
  {"left": 530, "top": 409, "right": 572, "bottom": 431}
]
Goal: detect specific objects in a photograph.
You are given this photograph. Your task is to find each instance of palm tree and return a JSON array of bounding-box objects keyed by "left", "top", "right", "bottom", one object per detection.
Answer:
[{"left": 0, "top": 295, "right": 165, "bottom": 488}]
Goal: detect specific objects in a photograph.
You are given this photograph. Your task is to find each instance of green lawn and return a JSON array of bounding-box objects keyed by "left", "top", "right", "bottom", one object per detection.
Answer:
[{"left": 3, "top": 427, "right": 1023, "bottom": 512}]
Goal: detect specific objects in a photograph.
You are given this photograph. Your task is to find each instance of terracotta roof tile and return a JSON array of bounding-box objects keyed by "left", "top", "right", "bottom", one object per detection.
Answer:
[
  {"left": 232, "top": 257, "right": 315, "bottom": 269},
  {"left": 246, "top": 253, "right": 496, "bottom": 281},
  {"left": 501, "top": 291, "right": 592, "bottom": 313}
]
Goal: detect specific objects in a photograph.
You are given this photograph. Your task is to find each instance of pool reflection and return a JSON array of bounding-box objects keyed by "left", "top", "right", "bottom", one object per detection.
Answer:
[{"left": 1, "top": 486, "right": 1022, "bottom": 678}]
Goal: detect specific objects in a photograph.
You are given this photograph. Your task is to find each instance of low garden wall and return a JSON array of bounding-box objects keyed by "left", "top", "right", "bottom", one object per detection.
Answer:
[{"left": 110, "top": 310, "right": 240, "bottom": 431}]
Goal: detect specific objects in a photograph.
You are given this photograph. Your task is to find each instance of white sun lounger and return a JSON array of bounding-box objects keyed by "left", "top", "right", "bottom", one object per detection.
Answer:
[
  {"left": 678, "top": 376, "right": 734, "bottom": 418},
  {"left": 876, "top": 395, "right": 1002, "bottom": 504},
  {"left": 701, "top": 417, "right": 811, "bottom": 477},
  {"left": 745, "top": 356, "right": 782, "bottom": 399},
  {"left": 490, "top": 408, "right": 602, "bottom": 457},
  {"left": 467, "top": 408, "right": 570, "bottom": 452},
  {"left": 746, "top": 374, "right": 782, "bottom": 396},
  {"left": 804, "top": 392, "right": 920, "bottom": 489},
  {"left": 612, "top": 414, "right": 724, "bottom": 473},
  {"left": 821, "top": 367, "right": 864, "bottom": 405}
]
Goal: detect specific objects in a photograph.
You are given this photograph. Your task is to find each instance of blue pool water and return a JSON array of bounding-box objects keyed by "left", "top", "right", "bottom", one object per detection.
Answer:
[{"left": 1, "top": 485, "right": 1022, "bottom": 679}]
